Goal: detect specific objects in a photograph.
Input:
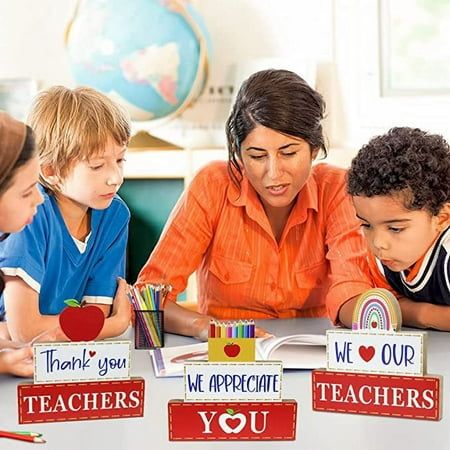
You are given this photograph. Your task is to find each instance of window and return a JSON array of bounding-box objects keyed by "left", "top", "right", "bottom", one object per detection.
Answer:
[
  {"left": 333, "top": 0, "right": 450, "bottom": 149},
  {"left": 380, "top": 0, "right": 450, "bottom": 96}
]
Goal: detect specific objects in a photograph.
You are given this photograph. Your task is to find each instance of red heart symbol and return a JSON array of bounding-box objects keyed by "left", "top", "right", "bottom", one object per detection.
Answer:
[
  {"left": 359, "top": 345, "right": 375, "bottom": 362},
  {"left": 371, "top": 321, "right": 377, "bottom": 328},
  {"left": 218, "top": 413, "right": 247, "bottom": 434},
  {"left": 89, "top": 351, "right": 96, "bottom": 357}
]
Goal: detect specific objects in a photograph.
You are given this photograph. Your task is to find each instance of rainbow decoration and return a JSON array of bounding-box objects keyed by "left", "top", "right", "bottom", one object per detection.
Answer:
[{"left": 352, "top": 288, "right": 402, "bottom": 332}]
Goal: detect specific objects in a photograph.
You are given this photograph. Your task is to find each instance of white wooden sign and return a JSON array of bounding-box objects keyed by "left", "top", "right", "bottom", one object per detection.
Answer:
[
  {"left": 326, "top": 330, "right": 426, "bottom": 376},
  {"left": 184, "top": 361, "right": 283, "bottom": 401},
  {"left": 33, "top": 341, "right": 131, "bottom": 383}
]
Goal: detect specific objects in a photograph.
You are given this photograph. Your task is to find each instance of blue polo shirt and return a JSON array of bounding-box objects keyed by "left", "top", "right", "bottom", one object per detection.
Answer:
[{"left": 0, "top": 186, "right": 129, "bottom": 316}]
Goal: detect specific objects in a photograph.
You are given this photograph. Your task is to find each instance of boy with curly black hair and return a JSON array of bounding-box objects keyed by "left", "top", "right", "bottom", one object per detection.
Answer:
[{"left": 348, "top": 127, "right": 450, "bottom": 330}]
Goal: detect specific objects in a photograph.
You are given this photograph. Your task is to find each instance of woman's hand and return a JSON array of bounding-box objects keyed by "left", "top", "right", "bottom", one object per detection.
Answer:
[
  {"left": 255, "top": 326, "right": 273, "bottom": 338},
  {"left": 191, "top": 316, "right": 211, "bottom": 341}
]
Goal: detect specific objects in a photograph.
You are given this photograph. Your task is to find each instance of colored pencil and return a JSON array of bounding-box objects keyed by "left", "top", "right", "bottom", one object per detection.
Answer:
[
  {"left": 9, "top": 431, "right": 42, "bottom": 437},
  {"left": 243, "top": 320, "right": 249, "bottom": 338},
  {"left": 126, "top": 283, "right": 172, "bottom": 348},
  {"left": 249, "top": 322, "right": 255, "bottom": 338},
  {"left": 127, "top": 290, "right": 154, "bottom": 347},
  {"left": 0, "top": 430, "right": 45, "bottom": 443},
  {"left": 209, "top": 321, "right": 216, "bottom": 338},
  {"left": 208, "top": 320, "right": 255, "bottom": 339}
]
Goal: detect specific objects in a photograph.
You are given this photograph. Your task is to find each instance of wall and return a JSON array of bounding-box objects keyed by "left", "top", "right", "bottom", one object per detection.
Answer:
[
  {"left": 0, "top": 0, "right": 77, "bottom": 87},
  {"left": 118, "top": 178, "right": 185, "bottom": 284},
  {"left": 0, "top": 0, "right": 332, "bottom": 85},
  {"left": 0, "top": 0, "right": 337, "bottom": 151}
]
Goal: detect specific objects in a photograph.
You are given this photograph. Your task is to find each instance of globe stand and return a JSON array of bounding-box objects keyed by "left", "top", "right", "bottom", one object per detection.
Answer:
[{"left": 129, "top": 130, "right": 182, "bottom": 151}]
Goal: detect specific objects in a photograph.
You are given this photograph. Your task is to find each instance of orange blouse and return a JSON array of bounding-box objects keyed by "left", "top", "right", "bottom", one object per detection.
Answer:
[{"left": 137, "top": 161, "right": 372, "bottom": 323}]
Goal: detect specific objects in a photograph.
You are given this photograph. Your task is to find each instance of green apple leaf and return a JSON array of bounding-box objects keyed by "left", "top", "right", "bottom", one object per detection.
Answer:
[
  {"left": 64, "top": 299, "right": 81, "bottom": 308},
  {"left": 226, "top": 408, "right": 235, "bottom": 415}
]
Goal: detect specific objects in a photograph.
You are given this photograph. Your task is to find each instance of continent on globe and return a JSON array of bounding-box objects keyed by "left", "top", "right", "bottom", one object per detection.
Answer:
[
  {"left": 65, "top": 0, "right": 211, "bottom": 121},
  {"left": 121, "top": 43, "right": 180, "bottom": 105}
]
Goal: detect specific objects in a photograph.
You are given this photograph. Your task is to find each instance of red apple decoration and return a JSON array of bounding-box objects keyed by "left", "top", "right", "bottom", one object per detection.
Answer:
[
  {"left": 224, "top": 342, "right": 241, "bottom": 357},
  {"left": 59, "top": 299, "right": 105, "bottom": 342}
]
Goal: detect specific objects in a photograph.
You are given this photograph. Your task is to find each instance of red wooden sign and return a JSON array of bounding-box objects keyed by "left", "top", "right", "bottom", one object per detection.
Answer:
[
  {"left": 18, "top": 378, "right": 145, "bottom": 424},
  {"left": 168, "top": 400, "right": 297, "bottom": 441},
  {"left": 312, "top": 370, "right": 441, "bottom": 420}
]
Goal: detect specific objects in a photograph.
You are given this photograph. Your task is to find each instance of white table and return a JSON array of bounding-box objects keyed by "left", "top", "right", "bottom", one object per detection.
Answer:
[{"left": 1, "top": 318, "right": 449, "bottom": 450}]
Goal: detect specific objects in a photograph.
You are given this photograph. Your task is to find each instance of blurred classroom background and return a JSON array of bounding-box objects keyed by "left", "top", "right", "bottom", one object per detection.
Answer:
[{"left": 1, "top": 0, "right": 449, "bottom": 300}]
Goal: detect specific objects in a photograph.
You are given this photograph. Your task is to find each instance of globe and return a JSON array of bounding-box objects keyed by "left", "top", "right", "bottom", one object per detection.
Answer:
[{"left": 65, "top": 0, "right": 211, "bottom": 121}]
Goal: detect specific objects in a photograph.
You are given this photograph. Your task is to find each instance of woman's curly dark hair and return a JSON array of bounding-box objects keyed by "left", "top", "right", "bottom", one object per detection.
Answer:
[{"left": 347, "top": 127, "right": 450, "bottom": 215}]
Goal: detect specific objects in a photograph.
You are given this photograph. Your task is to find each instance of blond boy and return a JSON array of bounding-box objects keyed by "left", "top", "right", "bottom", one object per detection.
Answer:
[{"left": 0, "top": 87, "right": 132, "bottom": 342}]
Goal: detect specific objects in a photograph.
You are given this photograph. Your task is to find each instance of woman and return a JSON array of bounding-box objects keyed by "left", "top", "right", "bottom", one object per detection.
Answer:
[
  {"left": 0, "top": 111, "right": 43, "bottom": 376},
  {"left": 137, "top": 69, "right": 372, "bottom": 339}
]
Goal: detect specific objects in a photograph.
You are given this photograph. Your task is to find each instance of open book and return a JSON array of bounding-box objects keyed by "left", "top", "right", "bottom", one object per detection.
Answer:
[
  {"left": 150, "top": 333, "right": 326, "bottom": 377},
  {"left": 256, "top": 333, "right": 326, "bottom": 369}
]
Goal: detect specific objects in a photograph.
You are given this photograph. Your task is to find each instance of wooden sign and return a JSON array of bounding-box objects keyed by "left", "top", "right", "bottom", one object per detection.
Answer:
[
  {"left": 312, "top": 370, "right": 441, "bottom": 421},
  {"left": 18, "top": 378, "right": 145, "bottom": 424},
  {"left": 184, "top": 361, "right": 283, "bottom": 401},
  {"left": 352, "top": 288, "right": 402, "bottom": 332},
  {"left": 168, "top": 400, "right": 297, "bottom": 440},
  {"left": 326, "top": 329, "right": 426, "bottom": 376},
  {"left": 208, "top": 338, "right": 256, "bottom": 362},
  {"left": 33, "top": 341, "right": 131, "bottom": 383}
]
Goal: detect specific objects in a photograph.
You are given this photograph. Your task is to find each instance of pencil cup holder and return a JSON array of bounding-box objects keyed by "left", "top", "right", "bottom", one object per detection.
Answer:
[{"left": 134, "top": 310, "right": 164, "bottom": 350}]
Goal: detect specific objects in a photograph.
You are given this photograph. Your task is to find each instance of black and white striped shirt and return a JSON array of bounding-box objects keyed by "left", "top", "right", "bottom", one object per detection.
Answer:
[{"left": 377, "top": 227, "right": 450, "bottom": 305}]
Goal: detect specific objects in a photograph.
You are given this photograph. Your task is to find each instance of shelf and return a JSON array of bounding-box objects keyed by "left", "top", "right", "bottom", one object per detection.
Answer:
[{"left": 124, "top": 148, "right": 228, "bottom": 180}]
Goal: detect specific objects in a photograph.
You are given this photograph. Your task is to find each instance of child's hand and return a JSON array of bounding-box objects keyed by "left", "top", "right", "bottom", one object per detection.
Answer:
[
  {"left": 0, "top": 346, "right": 33, "bottom": 377},
  {"left": 29, "top": 326, "right": 69, "bottom": 344},
  {"left": 111, "top": 278, "right": 132, "bottom": 330}
]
